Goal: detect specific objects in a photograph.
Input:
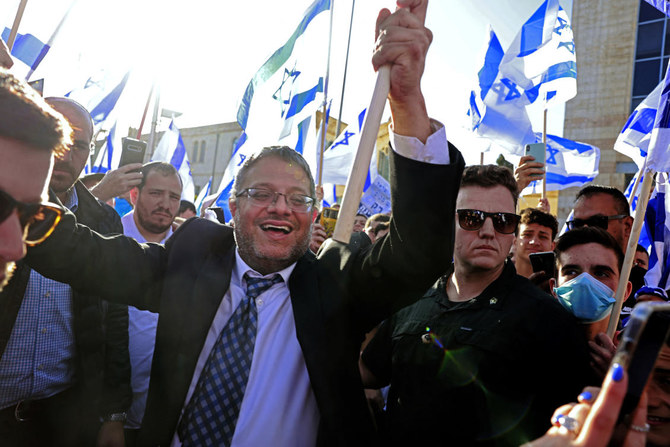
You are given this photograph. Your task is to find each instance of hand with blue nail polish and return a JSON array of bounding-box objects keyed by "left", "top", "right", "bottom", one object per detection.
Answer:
[{"left": 522, "top": 363, "right": 648, "bottom": 447}]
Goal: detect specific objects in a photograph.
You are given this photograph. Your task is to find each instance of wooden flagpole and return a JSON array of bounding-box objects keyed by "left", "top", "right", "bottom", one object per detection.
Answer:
[
  {"left": 7, "top": 0, "right": 28, "bottom": 50},
  {"left": 317, "top": 0, "right": 335, "bottom": 188},
  {"left": 331, "top": 66, "right": 390, "bottom": 243},
  {"left": 607, "top": 169, "right": 656, "bottom": 337},
  {"left": 542, "top": 108, "right": 547, "bottom": 199}
]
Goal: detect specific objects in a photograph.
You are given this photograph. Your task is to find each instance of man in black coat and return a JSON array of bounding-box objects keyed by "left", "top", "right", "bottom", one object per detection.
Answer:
[
  {"left": 27, "top": 1, "right": 464, "bottom": 445},
  {"left": 0, "top": 97, "right": 131, "bottom": 447}
]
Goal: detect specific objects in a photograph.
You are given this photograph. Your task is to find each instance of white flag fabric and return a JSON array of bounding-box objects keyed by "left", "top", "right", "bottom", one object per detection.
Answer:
[
  {"left": 152, "top": 120, "right": 195, "bottom": 203},
  {"left": 644, "top": 62, "right": 670, "bottom": 173},
  {"left": 614, "top": 81, "right": 663, "bottom": 169},
  {"left": 210, "top": 0, "right": 331, "bottom": 221},
  {"left": 498, "top": 0, "right": 577, "bottom": 107}
]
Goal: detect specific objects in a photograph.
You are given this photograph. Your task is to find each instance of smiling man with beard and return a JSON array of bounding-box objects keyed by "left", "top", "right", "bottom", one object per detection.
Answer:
[{"left": 24, "top": 2, "right": 468, "bottom": 445}]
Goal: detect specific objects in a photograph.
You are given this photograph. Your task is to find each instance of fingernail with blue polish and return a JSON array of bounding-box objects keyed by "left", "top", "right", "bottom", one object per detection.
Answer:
[
  {"left": 552, "top": 414, "right": 563, "bottom": 425},
  {"left": 611, "top": 363, "right": 624, "bottom": 382},
  {"left": 578, "top": 391, "right": 592, "bottom": 402}
]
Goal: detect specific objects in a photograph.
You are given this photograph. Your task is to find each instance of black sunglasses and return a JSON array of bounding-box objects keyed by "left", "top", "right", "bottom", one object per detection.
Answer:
[
  {"left": 565, "top": 214, "right": 627, "bottom": 231},
  {"left": 0, "top": 189, "right": 62, "bottom": 246},
  {"left": 457, "top": 209, "right": 520, "bottom": 234}
]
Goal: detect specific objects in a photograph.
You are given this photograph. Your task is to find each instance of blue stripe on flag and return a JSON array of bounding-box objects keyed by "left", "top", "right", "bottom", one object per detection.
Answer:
[
  {"left": 478, "top": 30, "right": 504, "bottom": 99},
  {"left": 88, "top": 72, "right": 130, "bottom": 125},
  {"left": 545, "top": 172, "right": 596, "bottom": 185},
  {"left": 236, "top": 0, "right": 331, "bottom": 130},
  {"left": 546, "top": 134, "right": 595, "bottom": 154},
  {"left": 541, "top": 61, "right": 577, "bottom": 83},
  {"left": 2, "top": 28, "right": 50, "bottom": 70},
  {"left": 295, "top": 117, "right": 310, "bottom": 154},
  {"left": 285, "top": 78, "right": 323, "bottom": 119},
  {"left": 519, "top": 0, "right": 549, "bottom": 57}
]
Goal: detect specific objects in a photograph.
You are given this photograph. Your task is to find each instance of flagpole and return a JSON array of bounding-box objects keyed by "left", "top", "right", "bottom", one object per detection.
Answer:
[
  {"left": 332, "top": 66, "right": 390, "bottom": 243},
  {"left": 318, "top": 0, "right": 335, "bottom": 187},
  {"left": 136, "top": 83, "right": 155, "bottom": 140},
  {"left": 542, "top": 108, "right": 547, "bottom": 199},
  {"left": 606, "top": 169, "right": 655, "bottom": 337},
  {"left": 7, "top": 0, "right": 28, "bottom": 50},
  {"left": 335, "top": 0, "right": 356, "bottom": 138},
  {"left": 147, "top": 85, "right": 161, "bottom": 157},
  {"left": 25, "top": 0, "right": 78, "bottom": 81},
  {"left": 627, "top": 158, "right": 648, "bottom": 206}
]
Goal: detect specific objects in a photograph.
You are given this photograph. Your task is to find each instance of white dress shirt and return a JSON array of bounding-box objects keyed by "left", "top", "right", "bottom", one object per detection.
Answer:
[
  {"left": 122, "top": 211, "right": 173, "bottom": 429},
  {"left": 171, "top": 124, "right": 451, "bottom": 445}
]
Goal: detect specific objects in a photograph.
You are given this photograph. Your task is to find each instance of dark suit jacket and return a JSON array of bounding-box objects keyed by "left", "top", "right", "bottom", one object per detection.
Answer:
[
  {"left": 27, "top": 148, "right": 465, "bottom": 446},
  {"left": 0, "top": 181, "right": 131, "bottom": 419}
]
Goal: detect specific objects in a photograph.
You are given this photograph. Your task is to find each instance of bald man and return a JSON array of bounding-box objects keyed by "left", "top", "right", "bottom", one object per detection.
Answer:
[{"left": 0, "top": 97, "right": 131, "bottom": 447}]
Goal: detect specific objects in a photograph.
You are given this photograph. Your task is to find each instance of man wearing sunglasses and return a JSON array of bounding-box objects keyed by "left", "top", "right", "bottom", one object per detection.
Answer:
[
  {"left": 24, "top": 2, "right": 466, "bottom": 445},
  {"left": 0, "top": 70, "right": 68, "bottom": 292},
  {"left": 568, "top": 185, "right": 633, "bottom": 252},
  {"left": 0, "top": 96, "right": 131, "bottom": 447},
  {"left": 361, "top": 165, "right": 592, "bottom": 446}
]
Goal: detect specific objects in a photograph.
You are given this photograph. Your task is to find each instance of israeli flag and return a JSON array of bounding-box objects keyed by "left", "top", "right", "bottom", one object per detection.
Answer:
[
  {"left": 644, "top": 62, "right": 670, "bottom": 173},
  {"left": 90, "top": 122, "right": 122, "bottom": 174},
  {"left": 321, "top": 108, "right": 368, "bottom": 185},
  {"left": 1, "top": 28, "right": 49, "bottom": 71},
  {"left": 614, "top": 82, "right": 662, "bottom": 169},
  {"left": 498, "top": 0, "right": 577, "bottom": 107},
  {"left": 642, "top": 177, "right": 670, "bottom": 290},
  {"left": 473, "top": 28, "right": 535, "bottom": 154},
  {"left": 194, "top": 177, "right": 212, "bottom": 217},
  {"left": 66, "top": 71, "right": 130, "bottom": 128},
  {"left": 644, "top": 0, "right": 670, "bottom": 15},
  {"left": 209, "top": 0, "right": 331, "bottom": 222},
  {"left": 521, "top": 133, "right": 600, "bottom": 195},
  {"left": 152, "top": 120, "right": 195, "bottom": 203}
]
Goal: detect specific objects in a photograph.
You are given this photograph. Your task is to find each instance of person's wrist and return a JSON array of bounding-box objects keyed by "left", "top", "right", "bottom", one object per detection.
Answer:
[{"left": 101, "top": 412, "right": 127, "bottom": 423}]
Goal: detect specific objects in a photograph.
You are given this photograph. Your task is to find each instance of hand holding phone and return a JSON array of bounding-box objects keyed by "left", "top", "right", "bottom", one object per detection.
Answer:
[
  {"left": 524, "top": 143, "right": 546, "bottom": 179},
  {"left": 529, "top": 251, "right": 555, "bottom": 275},
  {"left": 119, "top": 137, "right": 147, "bottom": 168}
]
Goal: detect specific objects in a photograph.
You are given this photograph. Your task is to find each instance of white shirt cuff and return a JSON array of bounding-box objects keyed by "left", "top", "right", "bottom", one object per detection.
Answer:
[{"left": 389, "top": 119, "right": 451, "bottom": 165}]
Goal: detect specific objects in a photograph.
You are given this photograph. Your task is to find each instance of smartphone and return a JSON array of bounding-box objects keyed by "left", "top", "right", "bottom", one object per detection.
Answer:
[
  {"left": 321, "top": 207, "right": 339, "bottom": 238},
  {"left": 525, "top": 142, "right": 546, "bottom": 178},
  {"left": 529, "top": 251, "right": 555, "bottom": 275},
  {"left": 118, "top": 137, "right": 147, "bottom": 168},
  {"left": 610, "top": 302, "right": 670, "bottom": 445}
]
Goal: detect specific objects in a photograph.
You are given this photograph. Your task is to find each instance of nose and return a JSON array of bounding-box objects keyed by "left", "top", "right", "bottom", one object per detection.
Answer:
[
  {"left": 478, "top": 216, "right": 496, "bottom": 238},
  {"left": 267, "top": 193, "right": 291, "bottom": 215},
  {"left": 0, "top": 213, "right": 27, "bottom": 263}
]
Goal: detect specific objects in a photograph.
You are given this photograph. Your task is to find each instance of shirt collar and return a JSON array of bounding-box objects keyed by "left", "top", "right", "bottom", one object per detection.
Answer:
[{"left": 233, "top": 249, "right": 296, "bottom": 288}]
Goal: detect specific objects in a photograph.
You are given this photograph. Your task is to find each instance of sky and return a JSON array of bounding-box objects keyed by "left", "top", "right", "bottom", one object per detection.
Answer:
[{"left": 2, "top": 0, "right": 574, "bottom": 165}]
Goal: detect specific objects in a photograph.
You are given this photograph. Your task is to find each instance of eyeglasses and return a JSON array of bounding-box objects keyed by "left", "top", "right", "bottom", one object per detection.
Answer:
[
  {"left": 565, "top": 214, "right": 627, "bottom": 231},
  {"left": 0, "top": 189, "right": 63, "bottom": 246},
  {"left": 456, "top": 209, "right": 520, "bottom": 234},
  {"left": 236, "top": 188, "right": 316, "bottom": 213}
]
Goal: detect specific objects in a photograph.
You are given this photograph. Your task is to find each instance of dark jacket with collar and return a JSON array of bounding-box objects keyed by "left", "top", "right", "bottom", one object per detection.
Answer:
[
  {"left": 0, "top": 181, "right": 132, "bottom": 417},
  {"left": 26, "top": 147, "right": 465, "bottom": 446},
  {"left": 362, "top": 261, "right": 594, "bottom": 446}
]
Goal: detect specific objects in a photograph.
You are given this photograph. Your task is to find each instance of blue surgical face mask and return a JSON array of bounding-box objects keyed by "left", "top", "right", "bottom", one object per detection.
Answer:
[{"left": 553, "top": 272, "right": 616, "bottom": 323}]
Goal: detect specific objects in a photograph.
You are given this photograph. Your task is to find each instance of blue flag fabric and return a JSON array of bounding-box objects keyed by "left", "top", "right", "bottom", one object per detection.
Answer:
[
  {"left": 644, "top": 0, "right": 670, "bottom": 15},
  {"left": 642, "top": 179, "right": 670, "bottom": 290},
  {"left": 209, "top": 0, "right": 331, "bottom": 222},
  {"left": 90, "top": 122, "right": 121, "bottom": 174},
  {"left": 645, "top": 62, "right": 670, "bottom": 173},
  {"left": 194, "top": 177, "right": 213, "bottom": 216},
  {"left": 2, "top": 28, "right": 50, "bottom": 70}
]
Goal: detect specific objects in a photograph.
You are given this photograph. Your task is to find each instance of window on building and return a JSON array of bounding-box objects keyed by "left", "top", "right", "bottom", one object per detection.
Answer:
[
  {"left": 632, "top": 1, "right": 669, "bottom": 110},
  {"left": 200, "top": 140, "right": 206, "bottom": 163},
  {"left": 192, "top": 141, "right": 199, "bottom": 163}
]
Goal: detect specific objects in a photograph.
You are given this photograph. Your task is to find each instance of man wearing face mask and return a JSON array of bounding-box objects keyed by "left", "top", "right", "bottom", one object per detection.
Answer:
[{"left": 550, "top": 226, "right": 632, "bottom": 378}]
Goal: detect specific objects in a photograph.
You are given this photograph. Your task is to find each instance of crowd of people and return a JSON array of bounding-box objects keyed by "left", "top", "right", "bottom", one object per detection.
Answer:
[{"left": 1, "top": 1, "right": 669, "bottom": 446}]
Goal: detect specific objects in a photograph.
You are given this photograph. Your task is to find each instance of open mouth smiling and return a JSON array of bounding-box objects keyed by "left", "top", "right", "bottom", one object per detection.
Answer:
[{"left": 261, "top": 224, "right": 292, "bottom": 234}]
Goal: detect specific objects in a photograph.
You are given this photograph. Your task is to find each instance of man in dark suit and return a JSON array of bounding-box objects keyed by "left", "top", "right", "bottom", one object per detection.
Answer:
[{"left": 27, "top": 1, "right": 465, "bottom": 445}]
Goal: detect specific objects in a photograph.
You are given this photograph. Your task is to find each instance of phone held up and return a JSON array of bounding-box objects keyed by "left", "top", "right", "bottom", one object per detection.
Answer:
[
  {"left": 529, "top": 251, "right": 555, "bottom": 276},
  {"left": 118, "top": 137, "right": 147, "bottom": 169},
  {"left": 524, "top": 142, "right": 546, "bottom": 179}
]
